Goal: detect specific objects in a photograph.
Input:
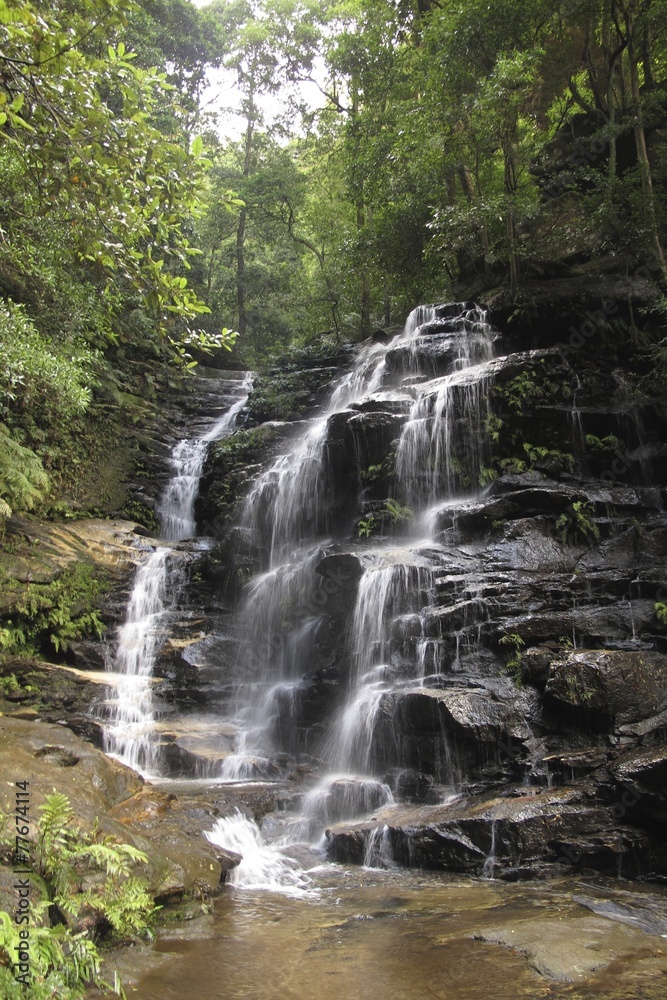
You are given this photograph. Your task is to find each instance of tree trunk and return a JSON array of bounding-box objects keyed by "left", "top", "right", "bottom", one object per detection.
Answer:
[
  {"left": 625, "top": 7, "right": 667, "bottom": 278},
  {"left": 236, "top": 85, "right": 256, "bottom": 338},
  {"left": 236, "top": 206, "right": 247, "bottom": 338}
]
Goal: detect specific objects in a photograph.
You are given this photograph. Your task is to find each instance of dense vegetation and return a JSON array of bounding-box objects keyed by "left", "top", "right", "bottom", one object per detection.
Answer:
[
  {"left": 1, "top": 2, "right": 667, "bottom": 993},
  {"left": 0, "top": 792, "right": 155, "bottom": 999},
  {"left": 2, "top": 0, "right": 667, "bottom": 524}
]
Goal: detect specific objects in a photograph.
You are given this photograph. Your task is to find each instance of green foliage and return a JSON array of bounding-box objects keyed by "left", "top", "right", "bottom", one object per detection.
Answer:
[
  {"left": 564, "top": 669, "right": 597, "bottom": 705},
  {"left": 0, "top": 302, "right": 97, "bottom": 421},
  {"left": 492, "top": 442, "right": 573, "bottom": 479},
  {"left": 356, "top": 514, "right": 378, "bottom": 538},
  {"left": 655, "top": 603, "right": 667, "bottom": 626},
  {"left": 521, "top": 443, "right": 574, "bottom": 471},
  {"left": 356, "top": 499, "right": 413, "bottom": 538},
  {"left": 0, "top": 908, "right": 106, "bottom": 1000},
  {"left": 484, "top": 413, "right": 503, "bottom": 444},
  {"left": 0, "top": 424, "right": 49, "bottom": 520},
  {"left": 495, "top": 372, "right": 542, "bottom": 416},
  {"left": 556, "top": 500, "right": 600, "bottom": 546},
  {"left": 1, "top": 564, "right": 107, "bottom": 655},
  {"left": 0, "top": 0, "right": 220, "bottom": 336},
  {"left": 479, "top": 466, "right": 498, "bottom": 487},
  {"left": 585, "top": 434, "right": 621, "bottom": 454},
  {"left": 384, "top": 499, "right": 413, "bottom": 522},
  {"left": 360, "top": 463, "right": 384, "bottom": 483},
  {"left": 35, "top": 793, "right": 155, "bottom": 939},
  {"left": 500, "top": 631, "right": 526, "bottom": 684},
  {"left": 0, "top": 791, "right": 155, "bottom": 998},
  {"left": 0, "top": 671, "right": 19, "bottom": 696}
]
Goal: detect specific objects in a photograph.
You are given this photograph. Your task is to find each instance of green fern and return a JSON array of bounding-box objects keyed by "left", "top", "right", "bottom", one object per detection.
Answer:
[
  {"left": 0, "top": 792, "right": 154, "bottom": 997},
  {"left": 3, "top": 564, "right": 107, "bottom": 655},
  {"left": 33, "top": 793, "right": 155, "bottom": 940},
  {"left": 0, "top": 422, "right": 49, "bottom": 519}
]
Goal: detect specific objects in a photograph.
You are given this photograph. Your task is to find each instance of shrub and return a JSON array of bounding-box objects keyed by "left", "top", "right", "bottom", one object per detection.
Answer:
[
  {"left": 0, "top": 792, "right": 156, "bottom": 998},
  {"left": 0, "top": 564, "right": 107, "bottom": 655}
]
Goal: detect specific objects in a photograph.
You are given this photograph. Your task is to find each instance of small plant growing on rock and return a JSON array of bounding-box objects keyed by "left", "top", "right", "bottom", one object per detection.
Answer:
[
  {"left": 655, "top": 602, "right": 667, "bottom": 626},
  {"left": 357, "top": 499, "right": 413, "bottom": 538},
  {"left": 500, "top": 631, "right": 526, "bottom": 684},
  {"left": 360, "top": 463, "right": 384, "bottom": 483},
  {"left": 585, "top": 433, "right": 621, "bottom": 454},
  {"left": 556, "top": 500, "right": 600, "bottom": 545},
  {"left": 0, "top": 672, "right": 20, "bottom": 697},
  {"left": 384, "top": 499, "right": 413, "bottom": 523}
]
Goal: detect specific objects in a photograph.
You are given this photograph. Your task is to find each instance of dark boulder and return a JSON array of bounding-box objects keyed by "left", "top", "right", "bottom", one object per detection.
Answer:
[{"left": 545, "top": 650, "right": 667, "bottom": 729}]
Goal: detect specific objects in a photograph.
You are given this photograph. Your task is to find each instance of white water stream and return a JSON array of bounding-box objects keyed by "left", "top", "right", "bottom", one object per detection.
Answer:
[
  {"left": 223, "top": 307, "right": 498, "bottom": 811},
  {"left": 103, "top": 373, "right": 251, "bottom": 775},
  {"left": 205, "top": 810, "right": 313, "bottom": 894}
]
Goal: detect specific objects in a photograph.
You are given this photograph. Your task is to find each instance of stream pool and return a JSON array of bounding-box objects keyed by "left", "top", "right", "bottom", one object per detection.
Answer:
[{"left": 117, "top": 866, "right": 667, "bottom": 1000}]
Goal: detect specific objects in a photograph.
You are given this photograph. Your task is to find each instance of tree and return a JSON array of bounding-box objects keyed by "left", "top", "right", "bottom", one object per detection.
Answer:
[
  {"left": 0, "top": 0, "right": 233, "bottom": 346},
  {"left": 209, "top": 0, "right": 319, "bottom": 339}
]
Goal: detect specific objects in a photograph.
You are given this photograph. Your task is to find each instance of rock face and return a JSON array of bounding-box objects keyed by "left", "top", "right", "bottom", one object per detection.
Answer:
[
  {"left": 545, "top": 650, "right": 667, "bottom": 728},
  {"left": 7, "top": 306, "right": 667, "bottom": 883},
  {"left": 0, "top": 718, "right": 240, "bottom": 908},
  {"left": 152, "top": 305, "right": 667, "bottom": 878},
  {"left": 325, "top": 786, "right": 648, "bottom": 877}
]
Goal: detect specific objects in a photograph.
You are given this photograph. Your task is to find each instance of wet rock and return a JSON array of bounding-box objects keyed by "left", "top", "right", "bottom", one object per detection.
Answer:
[
  {"left": 108, "top": 789, "right": 241, "bottom": 898},
  {"left": 545, "top": 650, "right": 667, "bottom": 729},
  {"left": 397, "top": 686, "right": 533, "bottom": 745},
  {"left": 383, "top": 767, "right": 438, "bottom": 803},
  {"left": 519, "top": 645, "right": 558, "bottom": 688},
  {"left": 475, "top": 915, "right": 661, "bottom": 981},
  {"left": 573, "top": 891, "right": 667, "bottom": 937},
  {"left": 0, "top": 718, "right": 238, "bottom": 905},
  {"left": 325, "top": 785, "right": 646, "bottom": 876},
  {"left": 0, "top": 517, "right": 149, "bottom": 609},
  {"left": 347, "top": 393, "right": 414, "bottom": 415},
  {"left": 315, "top": 552, "right": 365, "bottom": 585},
  {"left": 157, "top": 723, "right": 236, "bottom": 777},
  {"left": 327, "top": 410, "right": 407, "bottom": 468},
  {"left": 608, "top": 746, "right": 667, "bottom": 830},
  {"left": 543, "top": 746, "right": 611, "bottom": 782},
  {"left": 612, "top": 745, "right": 667, "bottom": 791},
  {"left": 386, "top": 338, "right": 462, "bottom": 377}
]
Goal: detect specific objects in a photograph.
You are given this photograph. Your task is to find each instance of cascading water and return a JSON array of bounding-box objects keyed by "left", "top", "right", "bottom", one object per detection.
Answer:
[
  {"left": 103, "top": 546, "right": 176, "bottom": 773},
  {"left": 159, "top": 375, "right": 253, "bottom": 541},
  {"left": 395, "top": 306, "right": 497, "bottom": 508},
  {"left": 240, "top": 340, "right": 389, "bottom": 562},
  {"left": 103, "top": 373, "right": 251, "bottom": 775},
  {"left": 204, "top": 810, "right": 312, "bottom": 894},
  {"left": 216, "top": 304, "right": 499, "bottom": 854}
]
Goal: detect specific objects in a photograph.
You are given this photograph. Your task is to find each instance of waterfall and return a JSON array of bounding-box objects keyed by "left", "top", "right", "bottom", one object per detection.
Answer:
[
  {"left": 159, "top": 375, "right": 252, "bottom": 541},
  {"left": 103, "top": 547, "right": 178, "bottom": 773},
  {"left": 205, "top": 810, "right": 312, "bottom": 894},
  {"left": 239, "top": 337, "right": 394, "bottom": 562},
  {"left": 394, "top": 311, "right": 497, "bottom": 507},
  {"left": 363, "top": 824, "right": 395, "bottom": 869},
  {"left": 103, "top": 372, "right": 251, "bottom": 775},
  {"left": 216, "top": 304, "right": 499, "bottom": 845}
]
